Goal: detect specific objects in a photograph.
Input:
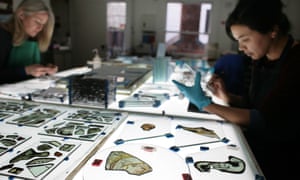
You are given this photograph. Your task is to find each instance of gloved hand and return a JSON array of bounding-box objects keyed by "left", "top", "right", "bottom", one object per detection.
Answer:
[{"left": 172, "top": 71, "right": 212, "bottom": 111}]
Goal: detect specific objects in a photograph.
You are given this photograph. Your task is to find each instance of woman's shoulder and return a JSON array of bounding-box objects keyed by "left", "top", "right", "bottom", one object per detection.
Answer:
[
  {"left": 285, "top": 41, "right": 300, "bottom": 66},
  {"left": 290, "top": 41, "right": 300, "bottom": 55},
  {"left": 292, "top": 40, "right": 300, "bottom": 48}
]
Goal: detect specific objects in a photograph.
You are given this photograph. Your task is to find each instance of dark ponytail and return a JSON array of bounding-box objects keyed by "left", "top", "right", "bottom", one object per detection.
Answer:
[{"left": 225, "top": 0, "right": 290, "bottom": 40}]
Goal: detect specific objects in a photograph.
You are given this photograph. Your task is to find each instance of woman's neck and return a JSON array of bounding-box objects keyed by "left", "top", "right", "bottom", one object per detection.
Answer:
[{"left": 266, "top": 35, "right": 289, "bottom": 61}]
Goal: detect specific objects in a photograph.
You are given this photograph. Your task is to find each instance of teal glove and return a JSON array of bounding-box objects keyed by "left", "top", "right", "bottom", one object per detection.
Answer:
[{"left": 172, "top": 71, "right": 212, "bottom": 111}]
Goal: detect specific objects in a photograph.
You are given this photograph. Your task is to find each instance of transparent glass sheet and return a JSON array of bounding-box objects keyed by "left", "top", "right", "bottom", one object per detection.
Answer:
[{"left": 118, "top": 91, "right": 170, "bottom": 108}]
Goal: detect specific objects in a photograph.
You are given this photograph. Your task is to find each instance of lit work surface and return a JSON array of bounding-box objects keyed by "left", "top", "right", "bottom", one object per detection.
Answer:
[
  {"left": 0, "top": 64, "right": 264, "bottom": 180},
  {"left": 70, "top": 113, "right": 263, "bottom": 180}
]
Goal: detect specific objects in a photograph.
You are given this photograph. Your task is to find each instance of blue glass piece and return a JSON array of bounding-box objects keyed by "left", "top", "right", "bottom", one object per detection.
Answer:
[
  {"left": 185, "top": 157, "right": 194, "bottom": 164},
  {"left": 200, "top": 146, "right": 210, "bottom": 151},
  {"left": 114, "top": 139, "right": 124, "bottom": 145},
  {"left": 169, "top": 146, "right": 180, "bottom": 152},
  {"left": 165, "top": 133, "right": 174, "bottom": 138},
  {"left": 221, "top": 137, "right": 230, "bottom": 143},
  {"left": 176, "top": 125, "right": 183, "bottom": 129}
]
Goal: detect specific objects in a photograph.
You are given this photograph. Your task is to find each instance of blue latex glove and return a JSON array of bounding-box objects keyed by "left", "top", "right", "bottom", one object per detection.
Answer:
[{"left": 172, "top": 71, "right": 212, "bottom": 111}]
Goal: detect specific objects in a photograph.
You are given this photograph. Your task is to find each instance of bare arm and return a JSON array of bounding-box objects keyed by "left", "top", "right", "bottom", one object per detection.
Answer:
[
  {"left": 25, "top": 64, "right": 58, "bottom": 77},
  {"left": 207, "top": 74, "right": 247, "bottom": 107},
  {"left": 203, "top": 103, "right": 250, "bottom": 126}
]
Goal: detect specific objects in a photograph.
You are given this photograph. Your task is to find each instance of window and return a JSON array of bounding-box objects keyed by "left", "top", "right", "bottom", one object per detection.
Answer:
[
  {"left": 0, "top": 0, "right": 12, "bottom": 22},
  {"left": 0, "top": 0, "right": 12, "bottom": 14},
  {"left": 165, "top": 2, "right": 212, "bottom": 58},
  {"left": 106, "top": 2, "right": 127, "bottom": 57}
]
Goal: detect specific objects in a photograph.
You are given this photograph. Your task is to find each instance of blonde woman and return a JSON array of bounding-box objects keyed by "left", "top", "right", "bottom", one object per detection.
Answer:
[{"left": 0, "top": 0, "right": 57, "bottom": 84}]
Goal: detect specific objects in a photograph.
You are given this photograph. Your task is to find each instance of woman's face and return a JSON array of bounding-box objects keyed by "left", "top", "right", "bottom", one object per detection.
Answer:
[
  {"left": 20, "top": 11, "right": 49, "bottom": 37},
  {"left": 231, "top": 25, "right": 273, "bottom": 60}
]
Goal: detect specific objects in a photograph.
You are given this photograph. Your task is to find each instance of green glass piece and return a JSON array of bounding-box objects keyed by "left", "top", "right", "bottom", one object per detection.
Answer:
[
  {"left": 25, "top": 119, "right": 45, "bottom": 125},
  {"left": 8, "top": 167, "right": 23, "bottom": 175},
  {"left": 59, "top": 144, "right": 76, "bottom": 152},
  {"left": 57, "top": 126, "right": 75, "bottom": 136},
  {"left": 0, "top": 163, "right": 14, "bottom": 171},
  {"left": 79, "top": 134, "right": 97, "bottom": 139},
  {"left": 0, "top": 101, "right": 38, "bottom": 113},
  {"left": 53, "top": 122, "right": 65, "bottom": 127},
  {"left": 6, "top": 135, "right": 18, "bottom": 139},
  {"left": 64, "top": 109, "right": 118, "bottom": 124},
  {"left": 26, "top": 157, "right": 55, "bottom": 165},
  {"left": 68, "top": 122, "right": 84, "bottom": 126},
  {"left": 37, "top": 144, "right": 52, "bottom": 151},
  {"left": 0, "top": 139, "right": 17, "bottom": 146},
  {"left": 0, "top": 112, "right": 11, "bottom": 119},
  {"left": 87, "top": 127, "right": 101, "bottom": 134},
  {"left": 9, "top": 148, "right": 49, "bottom": 163},
  {"left": 10, "top": 107, "right": 61, "bottom": 126},
  {"left": 0, "top": 147, "right": 8, "bottom": 154},
  {"left": 43, "top": 141, "right": 61, "bottom": 147},
  {"left": 28, "top": 163, "right": 54, "bottom": 177},
  {"left": 74, "top": 128, "right": 85, "bottom": 135},
  {"left": 45, "top": 128, "right": 57, "bottom": 134}
]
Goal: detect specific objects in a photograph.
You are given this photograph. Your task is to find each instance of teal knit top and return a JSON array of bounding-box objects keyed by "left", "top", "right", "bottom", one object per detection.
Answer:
[{"left": 8, "top": 40, "right": 41, "bottom": 67}]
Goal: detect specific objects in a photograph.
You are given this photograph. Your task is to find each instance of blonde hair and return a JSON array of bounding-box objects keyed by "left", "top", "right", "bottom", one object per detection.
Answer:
[{"left": 3, "top": 0, "right": 55, "bottom": 52}]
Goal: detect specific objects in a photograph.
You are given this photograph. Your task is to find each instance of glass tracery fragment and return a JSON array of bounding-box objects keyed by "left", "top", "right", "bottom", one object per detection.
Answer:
[
  {"left": 39, "top": 120, "right": 107, "bottom": 141},
  {"left": 0, "top": 139, "right": 80, "bottom": 179},
  {"left": 105, "top": 151, "right": 152, "bottom": 175},
  {"left": 6, "top": 108, "right": 64, "bottom": 127},
  {"left": 0, "top": 133, "right": 31, "bottom": 156}
]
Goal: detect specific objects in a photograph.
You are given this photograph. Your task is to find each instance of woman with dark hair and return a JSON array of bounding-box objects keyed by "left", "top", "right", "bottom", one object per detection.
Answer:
[
  {"left": 0, "top": 0, "right": 58, "bottom": 84},
  {"left": 173, "top": 0, "right": 300, "bottom": 178}
]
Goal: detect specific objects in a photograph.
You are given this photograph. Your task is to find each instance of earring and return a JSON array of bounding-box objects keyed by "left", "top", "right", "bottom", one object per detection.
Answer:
[{"left": 271, "top": 28, "right": 278, "bottom": 39}]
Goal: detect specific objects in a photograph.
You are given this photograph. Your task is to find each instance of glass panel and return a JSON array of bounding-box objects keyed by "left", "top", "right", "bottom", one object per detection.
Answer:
[
  {"left": 165, "top": 2, "right": 212, "bottom": 58},
  {"left": 107, "top": 2, "right": 127, "bottom": 58}
]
